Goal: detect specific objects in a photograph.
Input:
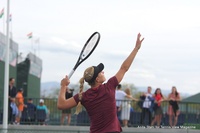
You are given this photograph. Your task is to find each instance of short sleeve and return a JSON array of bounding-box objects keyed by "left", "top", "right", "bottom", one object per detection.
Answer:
[
  {"left": 73, "top": 93, "right": 79, "bottom": 104},
  {"left": 106, "top": 76, "right": 119, "bottom": 90}
]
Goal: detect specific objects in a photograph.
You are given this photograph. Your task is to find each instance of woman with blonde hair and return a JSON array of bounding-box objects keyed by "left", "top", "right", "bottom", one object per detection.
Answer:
[
  {"left": 57, "top": 33, "right": 144, "bottom": 133},
  {"left": 120, "top": 88, "right": 138, "bottom": 127}
]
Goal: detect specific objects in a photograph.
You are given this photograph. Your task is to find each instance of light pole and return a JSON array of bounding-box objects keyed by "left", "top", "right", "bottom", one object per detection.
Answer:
[{"left": 3, "top": 0, "right": 10, "bottom": 129}]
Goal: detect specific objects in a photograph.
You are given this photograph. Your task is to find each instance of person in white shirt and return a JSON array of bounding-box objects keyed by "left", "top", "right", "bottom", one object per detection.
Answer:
[
  {"left": 115, "top": 84, "right": 125, "bottom": 121},
  {"left": 140, "top": 86, "right": 153, "bottom": 126},
  {"left": 115, "top": 84, "right": 138, "bottom": 125},
  {"left": 120, "top": 88, "right": 138, "bottom": 127}
]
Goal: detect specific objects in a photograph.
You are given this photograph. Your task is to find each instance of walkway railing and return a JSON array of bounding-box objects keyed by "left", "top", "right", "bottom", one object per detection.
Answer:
[{"left": 0, "top": 97, "right": 200, "bottom": 128}]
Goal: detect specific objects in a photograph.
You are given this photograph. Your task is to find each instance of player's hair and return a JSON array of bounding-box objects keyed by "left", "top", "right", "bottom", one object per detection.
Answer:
[{"left": 75, "top": 67, "right": 95, "bottom": 114}]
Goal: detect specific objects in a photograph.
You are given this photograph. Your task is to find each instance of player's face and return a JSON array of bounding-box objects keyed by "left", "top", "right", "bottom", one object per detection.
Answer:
[{"left": 96, "top": 71, "right": 106, "bottom": 83}]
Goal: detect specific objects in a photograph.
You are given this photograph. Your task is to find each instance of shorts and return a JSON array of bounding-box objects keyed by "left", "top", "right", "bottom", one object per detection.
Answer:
[
  {"left": 155, "top": 106, "right": 163, "bottom": 115},
  {"left": 16, "top": 111, "right": 22, "bottom": 118}
]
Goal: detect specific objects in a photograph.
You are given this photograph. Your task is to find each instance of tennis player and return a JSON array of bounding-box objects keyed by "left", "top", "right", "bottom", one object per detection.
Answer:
[{"left": 57, "top": 33, "right": 144, "bottom": 133}]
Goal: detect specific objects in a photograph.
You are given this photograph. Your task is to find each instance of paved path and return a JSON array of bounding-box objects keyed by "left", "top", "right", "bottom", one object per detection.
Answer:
[{"left": 0, "top": 125, "right": 199, "bottom": 133}]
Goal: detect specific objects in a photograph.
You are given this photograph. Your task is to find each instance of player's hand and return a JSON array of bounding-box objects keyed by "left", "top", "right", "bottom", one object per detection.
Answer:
[
  {"left": 135, "top": 33, "right": 144, "bottom": 50},
  {"left": 61, "top": 75, "right": 70, "bottom": 87}
]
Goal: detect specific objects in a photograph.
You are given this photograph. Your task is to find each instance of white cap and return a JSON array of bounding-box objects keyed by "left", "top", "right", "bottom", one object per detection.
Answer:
[{"left": 39, "top": 99, "right": 44, "bottom": 103}]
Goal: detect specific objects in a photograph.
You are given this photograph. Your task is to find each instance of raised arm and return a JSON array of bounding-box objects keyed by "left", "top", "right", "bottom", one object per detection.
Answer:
[
  {"left": 57, "top": 75, "right": 77, "bottom": 110},
  {"left": 115, "top": 33, "right": 144, "bottom": 83}
]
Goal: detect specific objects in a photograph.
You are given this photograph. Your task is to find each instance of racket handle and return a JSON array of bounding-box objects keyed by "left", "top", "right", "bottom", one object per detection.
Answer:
[{"left": 68, "top": 70, "right": 75, "bottom": 79}]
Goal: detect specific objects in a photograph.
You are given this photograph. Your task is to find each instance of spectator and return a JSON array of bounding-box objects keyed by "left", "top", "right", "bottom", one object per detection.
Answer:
[
  {"left": 10, "top": 98, "right": 18, "bottom": 124},
  {"left": 26, "top": 98, "right": 36, "bottom": 111},
  {"left": 115, "top": 84, "right": 124, "bottom": 121},
  {"left": 8, "top": 77, "right": 17, "bottom": 124},
  {"left": 119, "top": 88, "right": 138, "bottom": 127},
  {"left": 36, "top": 99, "right": 49, "bottom": 125},
  {"left": 140, "top": 86, "right": 153, "bottom": 126},
  {"left": 25, "top": 98, "right": 36, "bottom": 124},
  {"left": 167, "top": 86, "right": 181, "bottom": 127},
  {"left": 151, "top": 88, "right": 164, "bottom": 127},
  {"left": 15, "top": 88, "right": 25, "bottom": 125},
  {"left": 60, "top": 89, "right": 74, "bottom": 125}
]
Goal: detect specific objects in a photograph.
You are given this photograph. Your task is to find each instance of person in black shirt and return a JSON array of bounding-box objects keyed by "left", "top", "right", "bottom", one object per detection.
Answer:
[
  {"left": 8, "top": 77, "right": 17, "bottom": 124},
  {"left": 60, "top": 89, "right": 74, "bottom": 125},
  {"left": 24, "top": 98, "right": 36, "bottom": 124},
  {"left": 26, "top": 98, "right": 36, "bottom": 110}
]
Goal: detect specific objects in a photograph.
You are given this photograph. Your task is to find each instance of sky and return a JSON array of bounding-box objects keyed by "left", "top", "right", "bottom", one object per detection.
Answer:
[{"left": 0, "top": 0, "right": 200, "bottom": 95}]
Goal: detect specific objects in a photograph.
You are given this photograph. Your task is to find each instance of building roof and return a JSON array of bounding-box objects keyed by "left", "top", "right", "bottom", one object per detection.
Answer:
[{"left": 182, "top": 92, "right": 200, "bottom": 103}]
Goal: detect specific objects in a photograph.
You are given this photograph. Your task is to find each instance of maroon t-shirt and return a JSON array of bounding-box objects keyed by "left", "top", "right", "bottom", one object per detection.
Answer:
[{"left": 74, "top": 76, "right": 122, "bottom": 133}]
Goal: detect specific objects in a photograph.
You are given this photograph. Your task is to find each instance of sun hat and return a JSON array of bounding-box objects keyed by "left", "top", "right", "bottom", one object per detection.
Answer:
[{"left": 85, "top": 63, "right": 104, "bottom": 83}]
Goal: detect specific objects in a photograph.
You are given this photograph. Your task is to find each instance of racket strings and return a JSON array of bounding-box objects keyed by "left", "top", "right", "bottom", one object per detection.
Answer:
[{"left": 81, "top": 34, "right": 99, "bottom": 58}]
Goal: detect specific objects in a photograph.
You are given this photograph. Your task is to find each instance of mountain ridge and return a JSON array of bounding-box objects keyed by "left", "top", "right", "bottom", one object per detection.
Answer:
[{"left": 41, "top": 82, "right": 191, "bottom": 98}]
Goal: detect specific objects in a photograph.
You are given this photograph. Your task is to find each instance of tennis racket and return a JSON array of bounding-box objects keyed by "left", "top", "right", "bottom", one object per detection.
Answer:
[{"left": 68, "top": 32, "right": 100, "bottom": 79}]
